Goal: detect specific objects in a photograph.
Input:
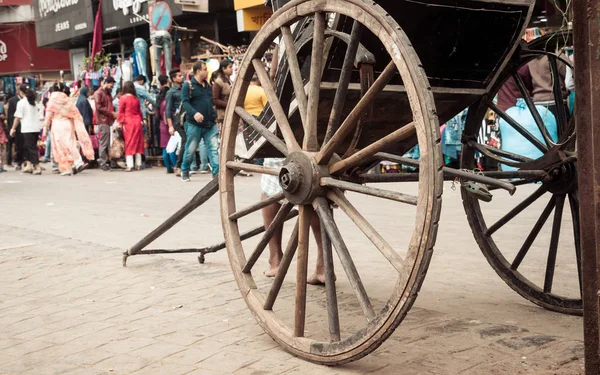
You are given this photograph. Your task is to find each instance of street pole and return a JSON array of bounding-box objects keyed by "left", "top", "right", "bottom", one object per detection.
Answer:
[{"left": 573, "top": 1, "right": 600, "bottom": 374}]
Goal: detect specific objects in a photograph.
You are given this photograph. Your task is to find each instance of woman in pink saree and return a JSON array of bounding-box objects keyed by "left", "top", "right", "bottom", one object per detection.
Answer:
[{"left": 43, "top": 83, "right": 94, "bottom": 176}]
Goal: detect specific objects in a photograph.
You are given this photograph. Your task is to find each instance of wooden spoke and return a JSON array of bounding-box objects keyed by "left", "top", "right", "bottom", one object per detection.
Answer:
[
  {"left": 314, "top": 198, "right": 376, "bottom": 322},
  {"left": 229, "top": 192, "right": 286, "bottom": 221},
  {"left": 304, "top": 12, "right": 326, "bottom": 151},
  {"left": 316, "top": 61, "right": 397, "bottom": 165},
  {"left": 511, "top": 196, "right": 556, "bottom": 270},
  {"left": 243, "top": 202, "right": 294, "bottom": 273},
  {"left": 281, "top": 25, "right": 308, "bottom": 127},
  {"left": 294, "top": 205, "right": 311, "bottom": 337},
  {"left": 226, "top": 161, "right": 280, "bottom": 176},
  {"left": 234, "top": 107, "right": 288, "bottom": 156},
  {"left": 543, "top": 194, "right": 565, "bottom": 293},
  {"left": 512, "top": 72, "right": 555, "bottom": 146},
  {"left": 568, "top": 192, "right": 582, "bottom": 294},
  {"left": 548, "top": 54, "right": 569, "bottom": 136},
  {"left": 485, "top": 185, "right": 547, "bottom": 236},
  {"left": 324, "top": 20, "right": 364, "bottom": 144},
  {"left": 321, "top": 177, "right": 418, "bottom": 205},
  {"left": 329, "top": 122, "right": 416, "bottom": 175},
  {"left": 320, "top": 210, "right": 341, "bottom": 342},
  {"left": 327, "top": 189, "right": 405, "bottom": 273},
  {"left": 468, "top": 141, "right": 533, "bottom": 163},
  {"left": 252, "top": 58, "right": 301, "bottom": 151},
  {"left": 488, "top": 101, "right": 548, "bottom": 153},
  {"left": 264, "top": 221, "right": 299, "bottom": 310}
]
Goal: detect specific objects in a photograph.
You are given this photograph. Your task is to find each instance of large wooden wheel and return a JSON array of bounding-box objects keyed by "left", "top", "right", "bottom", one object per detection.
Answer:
[
  {"left": 460, "top": 32, "right": 581, "bottom": 315},
  {"left": 219, "top": 0, "right": 442, "bottom": 365}
]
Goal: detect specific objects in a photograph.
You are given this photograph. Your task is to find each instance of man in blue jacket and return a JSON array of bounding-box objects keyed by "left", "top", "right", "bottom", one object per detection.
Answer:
[{"left": 180, "top": 61, "right": 219, "bottom": 182}]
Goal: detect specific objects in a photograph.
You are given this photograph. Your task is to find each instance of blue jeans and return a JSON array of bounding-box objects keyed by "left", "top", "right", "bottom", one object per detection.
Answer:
[
  {"left": 199, "top": 139, "right": 209, "bottom": 171},
  {"left": 162, "top": 148, "right": 177, "bottom": 171},
  {"left": 181, "top": 123, "right": 219, "bottom": 175},
  {"left": 44, "top": 133, "right": 52, "bottom": 160}
]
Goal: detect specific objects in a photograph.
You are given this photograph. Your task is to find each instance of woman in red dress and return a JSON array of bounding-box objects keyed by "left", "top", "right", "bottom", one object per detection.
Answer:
[{"left": 117, "top": 81, "right": 144, "bottom": 171}]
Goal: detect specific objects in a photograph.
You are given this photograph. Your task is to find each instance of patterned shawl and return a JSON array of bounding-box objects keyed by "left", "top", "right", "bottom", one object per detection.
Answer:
[{"left": 46, "top": 91, "right": 95, "bottom": 161}]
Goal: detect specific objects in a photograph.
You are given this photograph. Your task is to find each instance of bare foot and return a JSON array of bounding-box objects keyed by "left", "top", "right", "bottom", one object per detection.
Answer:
[
  {"left": 264, "top": 266, "right": 279, "bottom": 277},
  {"left": 307, "top": 273, "right": 326, "bottom": 286}
]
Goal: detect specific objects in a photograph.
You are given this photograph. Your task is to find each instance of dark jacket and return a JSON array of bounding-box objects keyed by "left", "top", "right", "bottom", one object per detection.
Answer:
[
  {"left": 182, "top": 77, "right": 216, "bottom": 128},
  {"left": 165, "top": 85, "right": 182, "bottom": 125},
  {"left": 76, "top": 87, "right": 94, "bottom": 126},
  {"left": 7, "top": 95, "right": 19, "bottom": 131},
  {"left": 93, "top": 87, "right": 114, "bottom": 125}
]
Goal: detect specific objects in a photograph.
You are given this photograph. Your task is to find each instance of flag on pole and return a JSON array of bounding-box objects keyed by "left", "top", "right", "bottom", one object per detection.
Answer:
[{"left": 90, "top": 0, "right": 103, "bottom": 70}]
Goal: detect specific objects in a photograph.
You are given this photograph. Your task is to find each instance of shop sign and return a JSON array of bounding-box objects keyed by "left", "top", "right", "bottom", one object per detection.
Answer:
[
  {"left": 103, "top": 0, "right": 182, "bottom": 33},
  {"left": 236, "top": 6, "right": 272, "bottom": 31},
  {"left": 33, "top": 0, "right": 95, "bottom": 47},
  {"left": 0, "top": 0, "right": 33, "bottom": 5},
  {"left": 233, "top": 0, "right": 262, "bottom": 11},
  {"left": 0, "top": 24, "right": 71, "bottom": 75},
  {"left": 0, "top": 40, "right": 7, "bottom": 62}
]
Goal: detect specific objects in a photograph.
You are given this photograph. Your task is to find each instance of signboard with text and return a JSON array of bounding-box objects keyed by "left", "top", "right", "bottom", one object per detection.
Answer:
[
  {"left": 102, "top": 0, "right": 182, "bottom": 33},
  {"left": 0, "top": 0, "right": 32, "bottom": 6},
  {"left": 33, "top": 0, "right": 95, "bottom": 47}
]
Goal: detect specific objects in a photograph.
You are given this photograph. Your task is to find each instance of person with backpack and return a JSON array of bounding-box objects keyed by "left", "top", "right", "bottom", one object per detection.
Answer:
[
  {"left": 166, "top": 68, "right": 184, "bottom": 176},
  {"left": 180, "top": 61, "right": 219, "bottom": 182}
]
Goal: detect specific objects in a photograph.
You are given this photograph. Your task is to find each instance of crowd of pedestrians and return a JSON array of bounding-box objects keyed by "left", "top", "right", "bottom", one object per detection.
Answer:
[{"left": 0, "top": 60, "right": 269, "bottom": 182}]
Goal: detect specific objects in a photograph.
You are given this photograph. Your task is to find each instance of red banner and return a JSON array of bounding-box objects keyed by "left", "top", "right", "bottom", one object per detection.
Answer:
[
  {"left": 0, "top": 23, "right": 70, "bottom": 75},
  {"left": 0, "top": 0, "right": 32, "bottom": 6}
]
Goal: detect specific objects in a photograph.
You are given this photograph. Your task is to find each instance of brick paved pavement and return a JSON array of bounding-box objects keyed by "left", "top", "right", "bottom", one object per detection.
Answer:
[{"left": 0, "top": 169, "right": 585, "bottom": 374}]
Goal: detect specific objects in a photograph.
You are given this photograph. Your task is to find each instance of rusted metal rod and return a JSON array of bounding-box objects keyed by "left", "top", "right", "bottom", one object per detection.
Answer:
[{"left": 373, "top": 152, "right": 517, "bottom": 195}]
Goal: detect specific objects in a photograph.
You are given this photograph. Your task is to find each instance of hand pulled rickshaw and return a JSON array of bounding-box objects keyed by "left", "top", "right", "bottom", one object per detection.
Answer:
[{"left": 123, "top": 0, "right": 578, "bottom": 365}]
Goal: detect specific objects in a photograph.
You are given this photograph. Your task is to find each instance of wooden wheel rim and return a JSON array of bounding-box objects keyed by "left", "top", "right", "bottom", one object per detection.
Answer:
[
  {"left": 460, "top": 32, "right": 581, "bottom": 315},
  {"left": 219, "top": 0, "right": 443, "bottom": 364}
]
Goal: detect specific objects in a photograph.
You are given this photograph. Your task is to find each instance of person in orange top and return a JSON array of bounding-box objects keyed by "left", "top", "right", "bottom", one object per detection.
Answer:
[{"left": 243, "top": 74, "right": 268, "bottom": 117}]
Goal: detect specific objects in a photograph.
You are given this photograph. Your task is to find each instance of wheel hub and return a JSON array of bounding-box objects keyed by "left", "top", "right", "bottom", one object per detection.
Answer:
[
  {"left": 543, "top": 162, "right": 577, "bottom": 195},
  {"left": 279, "top": 151, "right": 329, "bottom": 205}
]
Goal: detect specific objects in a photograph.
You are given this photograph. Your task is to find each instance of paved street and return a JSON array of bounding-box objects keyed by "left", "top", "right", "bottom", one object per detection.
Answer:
[{"left": 0, "top": 167, "right": 584, "bottom": 374}]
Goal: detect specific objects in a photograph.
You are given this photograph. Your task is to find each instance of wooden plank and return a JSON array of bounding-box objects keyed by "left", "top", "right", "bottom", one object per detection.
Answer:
[
  {"left": 304, "top": 12, "right": 326, "bottom": 151},
  {"left": 324, "top": 20, "right": 363, "bottom": 144},
  {"left": 264, "top": 221, "right": 300, "bottom": 310},
  {"left": 320, "top": 177, "right": 418, "bottom": 205},
  {"left": 316, "top": 61, "right": 397, "bottom": 165},
  {"left": 229, "top": 192, "right": 286, "bottom": 221},
  {"left": 572, "top": 1, "right": 600, "bottom": 371},
  {"left": 319, "top": 212, "right": 340, "bottom": 342},
  {"left": 235, "top": 106, "right": 289, "bottom": 156},
  {"left": 314, "top": 198, "right": 376, "bottom": 322},
  {"left": 294, "top": 205, "right": 311, "bottom": 337},
  {"left": 252, "top": 58, "right": 301, "bottom": 152},
  {"left": 281, "top": 25, "right": 308, "bottom": 128},
  {"left": 329, "top": 122, "right": 416, "bottom": 174},
  {"left": 226, "top": 161, "right": 281, "bottom": 176},
  {"left": 243, "top": 202, "right": 294, "bottom": 273},
  {"left": 327, "top": 189, "right": 405, "bottom": 273}
]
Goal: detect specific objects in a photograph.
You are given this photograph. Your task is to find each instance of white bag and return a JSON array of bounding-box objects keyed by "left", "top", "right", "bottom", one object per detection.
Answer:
[{"left": 166, "top": 132, "right": 181, "bottom": 155}]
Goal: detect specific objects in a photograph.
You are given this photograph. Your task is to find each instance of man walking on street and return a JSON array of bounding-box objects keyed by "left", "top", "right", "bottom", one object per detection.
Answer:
[
  {"left": 166, "top": 68, "right": 184, "bottom": 176},
  {"left": 180, "top": 61, "right": 219, "bottom": 182},
  {"left": 94, "top": 77, "right": 116, "bottom": 171}
]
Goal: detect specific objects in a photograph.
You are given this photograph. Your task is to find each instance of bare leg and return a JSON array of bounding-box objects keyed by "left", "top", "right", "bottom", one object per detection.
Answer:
[
  {"left": 307, "top": 210, "right": 327, "bottom": 285},
  {"left": 262, "top": 193, "right": 283, "bottom": 277}
]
